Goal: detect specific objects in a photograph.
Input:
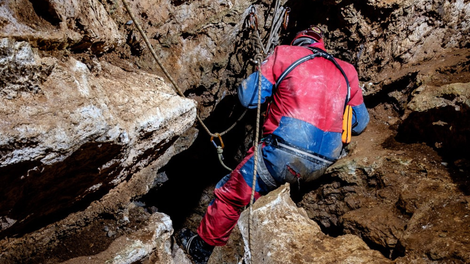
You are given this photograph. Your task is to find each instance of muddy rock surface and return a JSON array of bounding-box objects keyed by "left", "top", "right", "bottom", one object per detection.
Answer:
[
  {"left": 298, "top": 104, "right": 470, "bottom": 263},
  {"left": 0, "top": 0, "right": 469, "bottom": 263}
]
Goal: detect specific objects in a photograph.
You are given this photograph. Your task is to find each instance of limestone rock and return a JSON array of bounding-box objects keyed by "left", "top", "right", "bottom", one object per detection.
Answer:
[
  {"left": 407, "top": 82, "right": 470, "bottom": 113},
  {"left": 59, "top": 212, "right": 192, "bottom": 264},
  {"left": 1, "top": 0, "right": 470, "bottom": 263},
  {"left": 0, "top": 38, "right": 197, "bottom": 259},
  {"left": 398, "top": 82, "right": 470, "bottom": 159},
  {"left": 0, "top": 0, "right": 123, "bottom": 53},
  {"left": 230, "top": 184, "right": 390, "bottom": 264},
  {"left": 299, "top": 113, "right": 470, "bottom": 263}
]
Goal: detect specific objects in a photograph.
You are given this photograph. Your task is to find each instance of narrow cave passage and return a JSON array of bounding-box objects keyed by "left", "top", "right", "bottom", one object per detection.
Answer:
[{"left": 140, "top": 94, "right": 255, "bottom": 231}]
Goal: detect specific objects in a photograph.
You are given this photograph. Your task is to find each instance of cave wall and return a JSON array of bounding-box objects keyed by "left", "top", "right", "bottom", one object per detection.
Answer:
[
  {"left": 0, "top": 0, "right": 469, "bottom": 263},
  {"left": 0, "top": 0, "right": 261, "bottom": 262}
]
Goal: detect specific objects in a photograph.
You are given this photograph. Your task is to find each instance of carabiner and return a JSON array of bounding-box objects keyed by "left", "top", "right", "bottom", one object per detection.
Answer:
[
  {"left": 248, "top": 6, "right": 258, "bottom": 30},
  {"left": 283, "top": 7, "right": 291, "bottom": 30},
  {"left": 210, "top": 133, "right": 225, "bottom": 149}
]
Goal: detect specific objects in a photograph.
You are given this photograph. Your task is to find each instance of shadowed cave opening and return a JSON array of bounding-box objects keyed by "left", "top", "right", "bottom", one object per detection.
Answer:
[{"left": 140, "top": 94, "right": 253, "bottom": 231}]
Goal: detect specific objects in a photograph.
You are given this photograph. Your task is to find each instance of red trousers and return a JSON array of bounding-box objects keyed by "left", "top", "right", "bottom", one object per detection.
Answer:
[{"left": 197, "top": 147, "right": 263, "bottom": 246}]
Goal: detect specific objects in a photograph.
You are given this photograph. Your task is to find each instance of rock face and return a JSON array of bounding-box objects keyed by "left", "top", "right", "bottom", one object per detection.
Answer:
[
  {"left": 0, "top": 36, "right": 196, "bottom": 230},
  {"left": 0, "top": 0, "right": 201, "bottom": 262},
  {"left": 0, "top": 36, "right": 197, "bottom": 261},
  {"left": 1, "top": 0, "right": 259, "bottom": 262},
  {"left": 1, "top": 0, "right": 470, "bottom": 263},
  {"left": 210, "top": 184, "right": 391, "bottom": 264},
  {"left": 60, "top": 212, "right": 187, "bottom": 264},
  {"left": 298, "top": 108, "right": 470, "bottom": 263}
]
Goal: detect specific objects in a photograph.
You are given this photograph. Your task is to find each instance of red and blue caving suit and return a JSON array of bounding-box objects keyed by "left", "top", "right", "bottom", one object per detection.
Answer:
[{"left": 198, "top": 42, "right": 369, "bottom": 246}]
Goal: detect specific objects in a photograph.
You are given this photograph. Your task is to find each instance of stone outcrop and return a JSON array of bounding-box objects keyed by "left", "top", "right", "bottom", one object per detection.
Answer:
[
  {"left": 312, "top": 0, "right": 470, "bottom": 94},
  {"left": 60, "top": 212, "right": 191, "bottom": 264},
  {"left": 0, "top": 36, "right": 197, "bottom": 262},
  {"left": 1, "top": 0, "right": 257, "bottom": 262},
  {"left": 0, "top": 0, "right": 123, "bottom": 53},
  {"left": 397, "top": 82, "right": 470, "bottom": 159},
  {"left": 298, "top": 107, "right": 470, "bottom": 263},
  {"left": 210, "top": 184, "right": 391, "bottom": 264}
]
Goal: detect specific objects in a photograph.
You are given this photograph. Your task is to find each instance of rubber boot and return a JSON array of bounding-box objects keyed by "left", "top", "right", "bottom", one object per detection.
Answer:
[{"left": 180, "top": 229, "right": 214, "bottom": 264}]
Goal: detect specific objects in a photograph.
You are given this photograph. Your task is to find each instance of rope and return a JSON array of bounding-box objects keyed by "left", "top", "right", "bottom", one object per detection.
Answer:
[
  {"left": 245, "top": 1, "right": 286, "bottom": 263},
  {"left": 247, "top": 55, "right": 264, "bottom": 264},
  {"left": 121, "top": 0, "right": 247, "bottom": 171},
  {"left": 264, "top": 0, "right": 285, "bottom": 53}
]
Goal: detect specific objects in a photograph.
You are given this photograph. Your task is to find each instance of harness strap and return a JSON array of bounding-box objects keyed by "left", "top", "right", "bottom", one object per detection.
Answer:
[
  {"left": 265, "top": 135, "right": 336, "bottom": 163},
  {"left": 274, "top": 47, "right": 351, "bottom": 106},
  {"left": 273, "top": 47, "right": 354, "bottom": 144},
  {"left": 274, "top": 53, "right": 318, "bottom": 89},
  {"left": 256, "top": 135, "right": 335, "bottom": 189},
  {"left": 276, "top": 141, "right": 335, "bottom": 164},
  {"left": 308, "top": 47, "right": 351, "bottom": 105}
]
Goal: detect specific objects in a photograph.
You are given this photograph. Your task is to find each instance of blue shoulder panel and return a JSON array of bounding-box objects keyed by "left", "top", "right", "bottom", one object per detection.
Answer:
[{"left": 238, "top": 72, "right": 274, "bottom": 109}]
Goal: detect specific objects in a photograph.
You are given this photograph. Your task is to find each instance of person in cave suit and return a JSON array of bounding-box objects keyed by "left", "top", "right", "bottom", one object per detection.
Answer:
[{"left": 184, "top": 26, "right": 370, "bottom": 263}]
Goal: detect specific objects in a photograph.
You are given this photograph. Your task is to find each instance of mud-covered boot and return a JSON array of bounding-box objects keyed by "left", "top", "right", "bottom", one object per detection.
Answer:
[{"left": 180, "top": 229, "right": 214, "bottom": 264}]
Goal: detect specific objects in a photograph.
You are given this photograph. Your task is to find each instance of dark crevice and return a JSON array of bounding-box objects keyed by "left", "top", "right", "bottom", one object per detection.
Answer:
[
  {"left": 0, "top": 142, "right": 124, "bottom": 239},
  {"left": 364, "top": 72, "right": 419, "bottom": 114},
  {"left": 184, "top": 85, "right": 207, "bottom": 97},
  {"left": 171, "top": 0, "right": 191, "bottom": 7},
  {"left": 397, "top": 105, "right": 470, "bottom": 161},
  {"left": 29, "top": 0, "right": 62, "bottom": 26},
  {"left": 140, "top": 95, "right": 252, "bottom": 231},
  {"left": 396, "top": 105, "right": 470, "bottom": 194},
  {"left": 181, "top": 32, "right": 192, "bottom": 39}
]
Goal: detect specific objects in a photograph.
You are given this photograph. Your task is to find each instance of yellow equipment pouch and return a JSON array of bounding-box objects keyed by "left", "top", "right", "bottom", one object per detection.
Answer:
[{"left": 342, "top": 105, "right": 352, "bottom": 144}]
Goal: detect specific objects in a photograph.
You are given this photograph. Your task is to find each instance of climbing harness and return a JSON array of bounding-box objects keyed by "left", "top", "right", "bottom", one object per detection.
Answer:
[
  {"left": 273, "top": 46, "right": 353, "bottom": 144},
  {"left": 121, "top": 0, "right": 247, "bottom": 172}
]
